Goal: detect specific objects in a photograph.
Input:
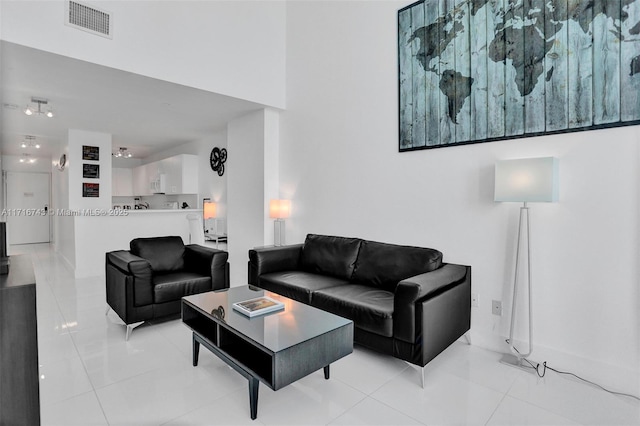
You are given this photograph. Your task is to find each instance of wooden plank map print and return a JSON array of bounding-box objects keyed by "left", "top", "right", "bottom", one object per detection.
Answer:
[{"left": 398, "top": 0, "right": 640, "bottom": 150}]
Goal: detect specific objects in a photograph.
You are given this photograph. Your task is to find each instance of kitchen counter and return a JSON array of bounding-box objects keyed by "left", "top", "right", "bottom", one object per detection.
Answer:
[
  {"left": 123, "top": 209, "right": 202, "bottom": 214},
  {"left": 72, "top": 209, "right": 206, "bottom": 278}
]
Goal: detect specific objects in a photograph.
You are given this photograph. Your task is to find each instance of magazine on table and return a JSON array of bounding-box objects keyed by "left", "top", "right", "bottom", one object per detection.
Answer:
[{"left": 232, "top": 296, "right": 284, "bottom": 317}]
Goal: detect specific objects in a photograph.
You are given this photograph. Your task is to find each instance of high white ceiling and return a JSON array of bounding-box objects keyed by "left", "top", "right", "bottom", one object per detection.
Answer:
[{"left": 0, "top": 41, "right": 265, "bottom": 160}]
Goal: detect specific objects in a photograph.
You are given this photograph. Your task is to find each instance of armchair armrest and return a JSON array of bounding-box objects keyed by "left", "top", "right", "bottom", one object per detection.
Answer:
[
  {"left": 106, "top": 250, "right": 154, "bottom": 307},
  {"left": 107, "top": 250, "right": 149, "bottom": 275},
  {"left": 393, "top": 264, "right": 470, "bottom": 344},
  {"left": 248, "top": 244, "right": 303, "bottom": 285},
  {"left": 184, "top": 244, "right": 229, "bottom": 289}
]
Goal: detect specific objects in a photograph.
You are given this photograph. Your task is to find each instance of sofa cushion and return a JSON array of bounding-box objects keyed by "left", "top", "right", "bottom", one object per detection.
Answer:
[
  {"left": 130, "top": 236, "right": 185, "bottom": 274},
  {"left": 258, "top": 271, "right": 349, "bottom": 304},
  {"left": 299, "top": 234, "right": 362, "bottom": 280},
  {"left": 153, "top": 272, "right": 211, "bottom": 303},
  {"left": 352, "top": 240, "right": 443, "bottom": 292},
  {"left": 312, "top": 284, "right": 394, "bottom": 337}
]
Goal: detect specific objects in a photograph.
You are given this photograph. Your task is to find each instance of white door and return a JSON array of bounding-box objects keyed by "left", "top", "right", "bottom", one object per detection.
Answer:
[{"left": 5, "top": 172, "right": 51, "bottom": 245}]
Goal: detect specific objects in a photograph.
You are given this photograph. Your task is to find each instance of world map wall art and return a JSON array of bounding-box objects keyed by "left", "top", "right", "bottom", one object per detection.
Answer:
[{"left": 398, "top": 0, "right": 640, "bottom": 151}]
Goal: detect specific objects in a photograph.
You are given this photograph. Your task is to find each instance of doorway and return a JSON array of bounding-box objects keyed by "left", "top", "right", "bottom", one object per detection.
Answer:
[{"left": 4, "top": 171, "right": 51, "bottom": 245}]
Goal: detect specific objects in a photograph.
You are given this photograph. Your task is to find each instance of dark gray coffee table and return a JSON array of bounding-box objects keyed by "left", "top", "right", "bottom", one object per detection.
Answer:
[{"left": 181, "top": 286, "right": 353, "bottom": 420}]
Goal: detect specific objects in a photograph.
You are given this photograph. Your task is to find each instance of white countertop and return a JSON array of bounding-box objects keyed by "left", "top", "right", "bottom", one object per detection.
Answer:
[{"left": 122, "top": 209, "right": 202, "bottom": 214}]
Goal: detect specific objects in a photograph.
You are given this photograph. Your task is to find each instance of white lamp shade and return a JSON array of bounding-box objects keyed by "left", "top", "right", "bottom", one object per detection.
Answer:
[
  {"left": 495, "top": 157, "right": 559, "bottom": 202},
  {"left": 269, "top": 199, "right": 291, "bottom": 219},
  {"left": 203, "top": 202, "right": 217, "bottom": 219}
]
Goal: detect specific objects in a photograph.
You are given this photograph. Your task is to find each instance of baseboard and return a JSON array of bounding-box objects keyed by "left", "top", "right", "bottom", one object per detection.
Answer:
[
  {"left": 54, "top": 246, "right": 76, "bottom": 276},
  {"left": 465, "top": 330, "right": 640, "bottom": 397}
]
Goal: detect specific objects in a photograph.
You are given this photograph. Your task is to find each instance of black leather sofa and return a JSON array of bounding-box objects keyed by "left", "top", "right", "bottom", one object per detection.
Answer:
[
  {"left": 248, "top": 234, "right": 470, "bottom": 378},
  {"left": 106, "top": 236, "right": 229, "bottom": 339}
]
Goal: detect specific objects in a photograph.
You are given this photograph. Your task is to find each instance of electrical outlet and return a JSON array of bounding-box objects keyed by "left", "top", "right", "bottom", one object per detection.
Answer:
[
  {"left": 471, "top": 293, "right": 479, "bottom": 307},
  {"left": 492, "top": 300, "right": 502, "bottom": 316}
]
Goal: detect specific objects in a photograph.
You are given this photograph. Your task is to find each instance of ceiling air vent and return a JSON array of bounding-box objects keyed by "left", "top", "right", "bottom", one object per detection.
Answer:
[{"left": 65, "top": 1, "right": 113, "bottom": 39}]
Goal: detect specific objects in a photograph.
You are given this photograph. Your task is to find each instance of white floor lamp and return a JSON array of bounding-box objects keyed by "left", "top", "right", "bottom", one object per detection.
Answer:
[{"left": 494, "top": 157, "right": 559, "bottom": 369}]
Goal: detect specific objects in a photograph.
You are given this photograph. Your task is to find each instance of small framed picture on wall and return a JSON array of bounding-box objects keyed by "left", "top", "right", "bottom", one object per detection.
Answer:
[
  {"left": 82, "top": 145, "right": 100, "bottom": 161},
  {"left": 82, "top": 164, "right": 100, "bottom": 179},
  {"left": 82, "top": 183, "right": 99, "bottom": 197}
]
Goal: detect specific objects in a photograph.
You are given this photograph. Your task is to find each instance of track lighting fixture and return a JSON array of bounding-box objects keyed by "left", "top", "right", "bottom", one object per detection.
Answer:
[
  {"left": 113, "top": 147, "right": 133, "bottom": 158},
  {"left": 20, "top": 135, "right": 40, "bottom": 149},
  {"left": 19, "top": 153, "right": 36, "bottom": 164},
  {"left": 24, "top": 97, "right": 54, "bottom": 118}
]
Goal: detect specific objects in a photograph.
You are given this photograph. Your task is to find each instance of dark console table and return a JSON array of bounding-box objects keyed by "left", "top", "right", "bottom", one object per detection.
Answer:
[{"left": 0, "top": 254, "right": 40, "bottom": 425}]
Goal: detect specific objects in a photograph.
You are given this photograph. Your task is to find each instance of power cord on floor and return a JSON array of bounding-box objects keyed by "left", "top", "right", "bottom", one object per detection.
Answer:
[{"left": 505, "top": 340, "right": 640, "bottom": 401}]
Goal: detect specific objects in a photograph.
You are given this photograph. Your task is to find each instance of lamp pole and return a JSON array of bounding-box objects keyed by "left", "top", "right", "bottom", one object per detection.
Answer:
[{"left": 503, "top": 201, "right": 533, "bottom": 367}]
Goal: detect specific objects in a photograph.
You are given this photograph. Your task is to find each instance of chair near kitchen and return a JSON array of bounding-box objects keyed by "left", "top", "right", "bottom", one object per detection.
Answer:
[
  {"left": 203, "top": 199, "right": 227, "bottom": 249},
  {"left": 186, "top": 213, "right": 205, "bottom": 245}
]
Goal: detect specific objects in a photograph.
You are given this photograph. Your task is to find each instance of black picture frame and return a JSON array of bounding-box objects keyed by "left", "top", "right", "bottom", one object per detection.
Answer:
[
  {"left": 397, "top": 0, "right": 640, "bottom": 152},
  {"left": 82, "top": 183, "right": 99, "bottom": 198},
  {"left": 82, "top": 164, "right": 100, "bottom": 179},
  {"left": 82, "top": 145, "right": 100, "bottom": 161}
]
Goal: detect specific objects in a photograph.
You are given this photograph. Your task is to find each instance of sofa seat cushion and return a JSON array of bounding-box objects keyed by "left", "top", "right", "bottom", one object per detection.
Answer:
[
  {"left": 153, "top": 272, "right": 211, "bottom": 303},
  {"left": 312, "top": 285, "right": 394, "bottom": 338},
  {"left": 259, "top": 271, "right": 349, "bottom": 304},
  {"left": 352, "top": 240, "right": 443, "bottom": 292}
]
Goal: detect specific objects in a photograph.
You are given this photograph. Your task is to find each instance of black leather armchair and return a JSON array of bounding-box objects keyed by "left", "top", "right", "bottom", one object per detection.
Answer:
[{"left": 106, "top": 236, "right": 229, "bottom": 339}]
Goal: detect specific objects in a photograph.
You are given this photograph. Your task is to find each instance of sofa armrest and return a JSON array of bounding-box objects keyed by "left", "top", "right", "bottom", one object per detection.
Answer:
[
  {"left": 248, "top": 244, "right": 303, "bottom": 285},
  {"left": 106, "top": 250, "right": 154, "bottom": 307},
  {"left": 393, "top": 264, "right": 470, "bottom": 343},
  {"left": 184, "top": 244, "right": 229, "bottom": 289}
]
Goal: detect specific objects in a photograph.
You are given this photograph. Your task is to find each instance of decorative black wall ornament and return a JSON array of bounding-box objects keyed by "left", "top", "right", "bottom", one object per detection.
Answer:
[
  {"left": 398, "top": 0, "right": 640, "bottom": 151},
  {"left": 210, "top": 147, "right": 227, "bottom": 176}
]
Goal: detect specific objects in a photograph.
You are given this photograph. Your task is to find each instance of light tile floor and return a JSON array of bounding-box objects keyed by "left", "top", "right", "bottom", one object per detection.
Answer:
[{"left": 13, "top": 243, "right": 639, "bottom": 426}]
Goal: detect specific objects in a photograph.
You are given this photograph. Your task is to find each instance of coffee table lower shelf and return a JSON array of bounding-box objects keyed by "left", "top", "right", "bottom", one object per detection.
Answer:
[{"left": 191, "top": 332, "right": 331, "bottom": 420}]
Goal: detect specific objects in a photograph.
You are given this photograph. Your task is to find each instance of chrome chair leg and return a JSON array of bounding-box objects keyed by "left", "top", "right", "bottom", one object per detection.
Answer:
[
  {"left": 406, "top": 362, "right": 427, "bottom": 389},
  {"left": 125, "top": 321, "right": 145, "bottom": 341},
  {"left": 105, "top": 306, "right": 110, "bottom": 316}
]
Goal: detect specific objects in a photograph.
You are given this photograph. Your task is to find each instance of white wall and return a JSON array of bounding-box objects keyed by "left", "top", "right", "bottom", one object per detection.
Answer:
[
  {"left": 282, "top": 0, "right": 640, "bottom": 393},
  {"left": 0, "top": 0, "right": 286, "bottom": 108},
  {"left": 263, "top": 109, "right": 280, "bottom": 243},
  {"left": 67, "top": 129, "right": 112, "bottom": 210},
  {"left": 51, "top": 145, "right": 74, "bottom": 268},
  {"left": 227, "top": 109, "right": 280, "bottom": 285}
]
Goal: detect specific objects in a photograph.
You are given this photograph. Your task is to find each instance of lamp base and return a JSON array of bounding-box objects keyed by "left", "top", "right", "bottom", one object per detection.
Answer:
[
  {"left": 273, "top": 219, "right": 285, "bottom": 246},
  {"left": 499, "top": 353, "right": 537, "bottom": 374}
]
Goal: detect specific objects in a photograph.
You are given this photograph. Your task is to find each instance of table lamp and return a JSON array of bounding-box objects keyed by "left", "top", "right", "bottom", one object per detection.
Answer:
[
  {"left": 203, "top": 199, "right": 217, "bottom": 236},
  {"left": 494, "top": 157, "right": 559, "bottom": 369},
  {"left": 269, "top": 199, "right": 291, "bottom": 246}
]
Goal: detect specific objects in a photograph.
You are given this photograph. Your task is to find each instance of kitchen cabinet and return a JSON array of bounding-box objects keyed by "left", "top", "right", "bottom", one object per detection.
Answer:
[
  {"left": 162, "top": 154, "right": 198, "bottom": 194},
  {"left": 133, "top": 164, "right": 150, "bottom": 196},
  {"left": 112, "top": 167, "right": 134, "bottom": 196},
  {"left": 131, "top": 154, "right": 198, "bottom": 195}
]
